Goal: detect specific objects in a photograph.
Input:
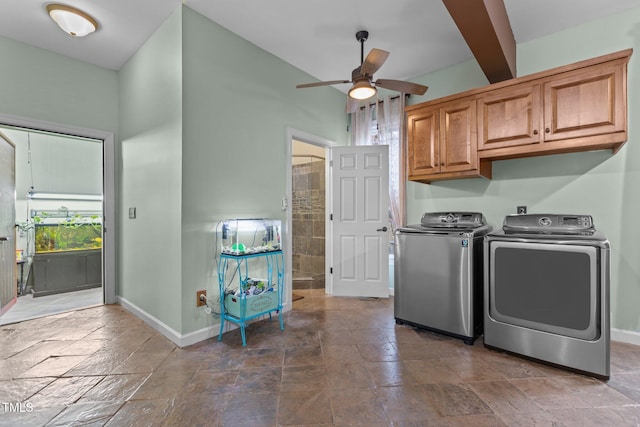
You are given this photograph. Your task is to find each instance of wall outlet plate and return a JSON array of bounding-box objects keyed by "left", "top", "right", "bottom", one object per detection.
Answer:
[{"left": 196, "top": 290, "right": 206, "bottom": 307}]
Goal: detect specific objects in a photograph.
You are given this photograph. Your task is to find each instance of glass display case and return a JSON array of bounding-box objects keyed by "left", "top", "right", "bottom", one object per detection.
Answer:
[{"left": 219, "top": 218, "right": 281, "bottom": 255}]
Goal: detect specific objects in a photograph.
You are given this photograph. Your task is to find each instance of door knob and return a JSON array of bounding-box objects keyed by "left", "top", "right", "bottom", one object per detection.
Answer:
[{"left": 377, "top": 226, "right": 388, "bottom": 232}]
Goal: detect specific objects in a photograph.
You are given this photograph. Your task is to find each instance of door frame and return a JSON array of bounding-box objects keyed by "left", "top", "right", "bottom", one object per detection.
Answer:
[
  {"left": 285, "top": 128, "right": 335, "bottom": 301},
  {"left": 0, "top": 114, "right": 116, "bottom": 304}
]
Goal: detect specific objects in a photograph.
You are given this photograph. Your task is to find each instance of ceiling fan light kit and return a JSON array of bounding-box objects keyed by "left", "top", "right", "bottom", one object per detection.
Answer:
[
  {"left": 296, "top": 30, "right": 428, "bottom": 111},
  {"left": 348, "top": 79, "right": 377, "bottom": 100},
  {"left": 46, "top": 3, "right": 99, "bottom": 37}
]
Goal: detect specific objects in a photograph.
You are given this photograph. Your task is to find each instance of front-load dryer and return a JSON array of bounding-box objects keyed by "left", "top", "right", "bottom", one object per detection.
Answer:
[{"left": 484, "top": 213, "right": 610, "bottom": 378}]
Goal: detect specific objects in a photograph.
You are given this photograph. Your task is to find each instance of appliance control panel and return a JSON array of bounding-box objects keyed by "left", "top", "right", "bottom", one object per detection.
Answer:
[
  {"left": 503, "top": 214, "right": 594, "bottom": 234},
  {"left": 421, "top": 212, "right": 485, "bottom": 228}
]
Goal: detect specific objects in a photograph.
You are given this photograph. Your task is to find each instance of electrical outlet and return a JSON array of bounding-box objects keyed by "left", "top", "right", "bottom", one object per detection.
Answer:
[
  {"left": 196, "top": 290, "right": 206, "bottom": 307},
  {"left": 517, "top": 206, "right": 527, "bottom": 214}
]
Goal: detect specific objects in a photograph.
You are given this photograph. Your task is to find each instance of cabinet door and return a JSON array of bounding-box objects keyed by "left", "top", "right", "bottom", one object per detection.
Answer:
[
  {"left": 440, "top": 99, "right": 477, "bottom": 173},
  {"left": 543, "top": 62, "right": 625, "bottom": 142},
  {"left": 407, "top": 107, "right": 440, "bottom": 178},
  {"left": 478, "top": 84, "right": 542, "bottom": 150}
]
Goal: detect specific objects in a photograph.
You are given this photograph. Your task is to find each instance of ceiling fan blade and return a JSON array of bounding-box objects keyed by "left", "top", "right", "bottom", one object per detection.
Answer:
[
  {"left": 375, "top": 79, "right": 428, "bottom": 95},
  {"left": 296, "top": 80, "right": 350, "bottom": 89},
  {"left": 361, "top": 48, "right": 389, "bottom": 76},
  {"left": 346, "top": 95, "right": 360, "bottom": 114}
]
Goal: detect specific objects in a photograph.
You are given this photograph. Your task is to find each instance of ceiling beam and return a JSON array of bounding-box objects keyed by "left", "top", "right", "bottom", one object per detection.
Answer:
[{"left": 443, "top": 0, "right": 516, "bottom": 83}]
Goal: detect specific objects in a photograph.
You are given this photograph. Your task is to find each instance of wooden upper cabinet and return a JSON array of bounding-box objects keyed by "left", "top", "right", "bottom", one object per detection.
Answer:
[
  {"left": 407, "top": 97, "right": 490, "bottom": 183},
  {"left": 543, "top": 62, "right": 625, "bottom": 142},
  {"left": 407, "top": 48, "right": 631, "bottom": 183},
  {"left": 478, "top": 84, "right": 542, "bottom": 150},
  {"left": 477, "top": 50, "right": 630, "bottom": 159}
]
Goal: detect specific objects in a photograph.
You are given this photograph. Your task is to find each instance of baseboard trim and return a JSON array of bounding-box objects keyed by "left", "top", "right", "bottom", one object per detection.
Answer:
[
  {"left": 120, "top": 296, "right": 638, "bottom": 348},
  {"left": 118, "top": 296, "right": 228, "bottom": 347},
  {"left": 611, "top": 328, "right": 640, "bottom": 346}
]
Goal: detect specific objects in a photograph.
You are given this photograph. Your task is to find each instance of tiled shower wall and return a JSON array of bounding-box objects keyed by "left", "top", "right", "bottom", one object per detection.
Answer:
[{"left": 292, "top": 159, "right": 325, "bottom": 289}]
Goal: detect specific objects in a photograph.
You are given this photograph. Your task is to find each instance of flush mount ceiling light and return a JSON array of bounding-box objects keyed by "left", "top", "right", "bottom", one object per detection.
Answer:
[
  {"left": 46, "top": 4, "right": 99, "bottom": 37},
  {"left": 348, "top": 78, "right": 377, "bottom": 100}
]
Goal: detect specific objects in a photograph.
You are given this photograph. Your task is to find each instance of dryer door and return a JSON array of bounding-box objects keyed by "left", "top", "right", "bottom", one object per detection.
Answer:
[{"left": 488, "top": 240, "right": 600, "bottom": 340}]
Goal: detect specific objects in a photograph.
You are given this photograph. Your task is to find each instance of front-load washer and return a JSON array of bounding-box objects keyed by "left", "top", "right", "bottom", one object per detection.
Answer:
[
  {"left": 395, "top": 212, "right": 490, "bottom": 344},
  {"left": 484, "top": 213, "right": 610, "bottom": 378}
]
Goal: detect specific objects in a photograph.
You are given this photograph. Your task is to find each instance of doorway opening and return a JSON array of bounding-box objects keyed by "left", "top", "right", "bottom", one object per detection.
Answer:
[
  {"left": 0, "top": 124, "right": 108, "bottom": 325},
  {"left": 291, "top": 142, "right": 326, "bottom": 291},
  {"left": 285, "top": 128, "right": 334, "bottom": 303}
]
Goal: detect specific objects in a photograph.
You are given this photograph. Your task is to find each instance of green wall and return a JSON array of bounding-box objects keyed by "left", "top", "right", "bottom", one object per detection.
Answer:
[
  {"left": 180, "top": 7, "right": 347, "bottom": 334},
  {"left": 118, "top": 8, "right": 183, "bottom": 331},
  {"left": 405, "top": 7, "right": 640, "bottom": 332},
  {"left": 0, "top": 36, "right": 117, "bottom": 135}
]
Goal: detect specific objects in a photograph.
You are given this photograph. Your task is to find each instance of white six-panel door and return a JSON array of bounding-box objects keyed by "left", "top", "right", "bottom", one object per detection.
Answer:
[{"left": 329, "top": 145, "right": 389, "bottom": 297}]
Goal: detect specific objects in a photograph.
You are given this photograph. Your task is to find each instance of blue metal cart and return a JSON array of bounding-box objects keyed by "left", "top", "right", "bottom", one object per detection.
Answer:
[{"left": 217, "top": 250, "right": 284, "bottom": 346}]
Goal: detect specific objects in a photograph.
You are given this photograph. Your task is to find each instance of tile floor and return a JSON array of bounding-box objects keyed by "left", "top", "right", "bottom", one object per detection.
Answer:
[
  {"left": 0, "top": 287, "right": 103, "bottom": 326},
  {"left": 1, "top": 289, "right": 639, "bottom": 426}
]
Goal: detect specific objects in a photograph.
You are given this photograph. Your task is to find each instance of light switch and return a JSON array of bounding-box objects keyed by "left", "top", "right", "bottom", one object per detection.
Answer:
[{"left": 129, "top": 207, "right": 136, "bottom": 219}]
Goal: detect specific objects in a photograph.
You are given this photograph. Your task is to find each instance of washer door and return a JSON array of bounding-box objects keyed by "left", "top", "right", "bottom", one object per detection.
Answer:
[{"left": 488, "top": 240, "right": 600, "bottom": 341}]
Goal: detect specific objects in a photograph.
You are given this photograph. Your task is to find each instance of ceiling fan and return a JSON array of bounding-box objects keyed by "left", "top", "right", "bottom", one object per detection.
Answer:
[{"left": 296, "top": 30, "right": 428, "bottom": 113}]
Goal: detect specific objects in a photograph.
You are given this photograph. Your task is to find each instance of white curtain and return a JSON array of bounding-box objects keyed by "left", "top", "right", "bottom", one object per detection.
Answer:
[
  {"left": 352, "top": 95, "right": 405, "bottom": 232},
  {"left": 378, "top": 95, "right": 405, "bottom": 232},
  {"left": 352, "top": 101, "right": 374, "bottom": 147}
]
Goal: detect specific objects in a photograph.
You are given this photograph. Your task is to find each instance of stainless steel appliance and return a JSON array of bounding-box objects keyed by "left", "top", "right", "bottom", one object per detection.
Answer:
[
  {"left": 394, "top": 212, "right": 490, "bottom": 344},
  {"left": 484, "top": 214, "right": 610, "bottom": 378}
]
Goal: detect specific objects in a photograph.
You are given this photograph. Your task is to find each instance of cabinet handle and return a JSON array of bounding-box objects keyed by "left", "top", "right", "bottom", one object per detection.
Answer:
[
  {"left": 440, "top": 162, "right": 445, "bottom": 166},
  {"left": 0, "top": 236, "right": 9, "bottom": 242},
  {"left": 533, "top": 129, "right": 538, "bottom": 135},
  {"left": 545, "top": 127, "right": 551, "bottom": 133}
]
